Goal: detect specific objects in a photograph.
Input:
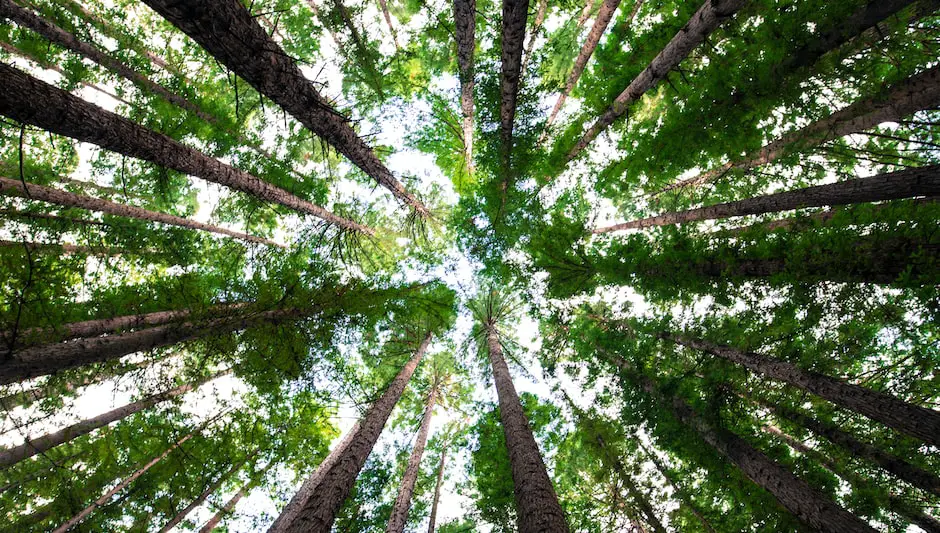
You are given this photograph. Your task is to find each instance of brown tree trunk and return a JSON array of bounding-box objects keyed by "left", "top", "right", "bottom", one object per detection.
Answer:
[
  {"left": 279, "top": 334, "right": 432, "bottom": 533},
  {"left": 542, "top": 0, "right": 630, "bottom": 139},
  {"left": 638, "top": 442, "right": 717, "bottom": 533},
  {"left": 499, "top": 0, "right": 530, "bottom": 159},
  {"left": 594, "top": 164, "right": 940, "bottom": 232},
  {"left": 486, "top": 323, "right": 569, "bottom": 532},
  {"left": 427, "top": 443, "right": 447, "bottom": 533},
  {"left": 0, "top": 208, "right": 112, "bottom": 229},
  {"left": 0, "top": 63, "right": 373, "bottom": 234},
  {"left": 0, "top": 308, "right": 295, "bottom": 385},
  {"left": 454, "top": 0, "right": 476, "bottom": 174},
  {"left": 268, "top": 421, "right": 361, "bottom": 533},
  {"left": 658, "top": 65, "right": 940, "bottom": 194},
  {"left": 520, "top": 0, "right": 548, "bottom": 73},
  {"left": 0, "top": 371, "right": 226, "bottom": 469},
  {"left": 566, "top": 0, "right": 746, "bottom": 161},
  {"left": 386, "top": 388, "right": 438, "bottom": 533},
  {"left": 597, "top": 435, "right": 666, "bottom": 533},
  {"left": 141, "top": 0, "right": 428, "bottom": 217},
  {"left": 664, "top": 332, "right": 940, "bottom": 447},
  {"left": 0, "top": 359, "right": 153, "bottom": 410},
  {"left": 159, "top": 455, "right": 253, "bottom": 533},
  {"left": 199, "top": 480, "right": 256, "bottom": 532},
  {"left": 0, "top": 238, "right": 126, "bottom": 256},
  {"left": 377, "top": 0, "right": 400, "bottom": 49},
  {"left": 51, "top": 427, "right": 197, "bottom": 533},
  {"left": 0, "top": 177, "right": 282, "bottom": 246}
]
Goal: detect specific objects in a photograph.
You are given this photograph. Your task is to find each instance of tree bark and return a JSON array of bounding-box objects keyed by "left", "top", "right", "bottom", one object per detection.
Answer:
[
  {"left": 486, "top": 323, "right": 569, "bottom": 533},
  {"left": 0, "top": 308, "right": 295, "bottom": 385},
  {"left": 199, "top": 480, "right": 256, "bottom": 532},
  {"left": 664, "top": 332, "right": 940, "bottom": 447},
  {"left": 51, "top": 427, "right": 197, "bottom": 533},
  {"left": 597, "top": 434, "right": 666, "bottom": 533},
  {"left": 542, "top": 0, "right": 630, "bottom": 139},
  {"left": 639, "top": 442, "right": 717, "bottom": 533},
  {"left": 658, "top": 65, "right": 940, "bottom": 194},
  {"left": 377, "top": 0, "right": 400, "bottom": 49},
  {"left": 520, "top": 0, "right": 548, "bottom": 73},
  {"left": 0, "top": 207, "right": 112, "bottom": 229},
  {"left": 0, "top": 62, "right": 373, "bottom": 234},
  {"left": 0, "top": 238, "right": 126, "bottom": 256},
  {"left": 141, "top": 0, "right": 428, "bottom": 217},
  {"left": 453, "top": 0, "right": 476, "bottom": 174},
  {"left": 499, "top": 0, "right": 530, "bottom": 159},
  {"left": 268, "top": 421, "right": 361, "bottom": 533},
  {"left": 594, "top": 164, "right": 940, "bottom": 232},
  {"left": 158, "top": 455, "right": 253, "bottom": 533},
  {"left": 0, "top": 359, "right": 153, "bottom": 410},
  {"left": 0, "top": 371, "right": 226, "bottom": 469},
  {"left": 0, "top": 176, "right": 282, "bottom": 246},
  {"left": 566, "top": 0, "right": 746, "bottom": 161},
  {"left": 427, "top": 443, "right": 447, "bottom": 533},
  {"left": 386, "top": 387, "right": 438, "bottom": 533},
  {"left": 279, "top": 333, "right": 431, "bottom": 533}
]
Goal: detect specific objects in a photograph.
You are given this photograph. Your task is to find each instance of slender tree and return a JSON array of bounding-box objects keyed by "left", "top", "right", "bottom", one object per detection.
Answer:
[
  {"left": 638, "top": 442, "right": 717, "bottom": 533},
  {"left": 199, "top": 478, "right": 258, "bottom": 532},
  {"left": 499, "top": 0, "right": 530, "bottom": 160},
  {"left": 427, "top": 441, "right": 448, "bottom": 533},
  {"left": 386, "top": 382, "right": 439, "bottom": 533},
  {"left": 0, "top": 359, "right": 153, "bottom": 410},
  {"left": 453, "top": 0, "right": 476, "bottom": 174},
  {"left": 565, "top": 0, "right": 747, "bottom": 162},
  {"left": 0, "top": 63, "right": 373, "bottom": 234},
  {"left": 377, "top": 0, "right": 400, "bottom": 49},
  {"left": 520, "top": 0, "right": 547, "bottom": 73},
  {"left": 158, "top": 455, "right": 253, "bottom": 533},
  {"left": 593, "top": 164, "right": 940, "bottom": 232}
]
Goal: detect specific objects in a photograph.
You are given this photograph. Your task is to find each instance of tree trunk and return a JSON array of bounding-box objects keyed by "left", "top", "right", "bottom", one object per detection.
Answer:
[
  {"left": 0, "top": 238, "right": 126, "bottom": 256},
  {"left": 0, "top": 63, "right": 373, "bottom": 235},
  {"left": 594, "top": 164, "right": 940, "bottom": 232},
  {"left": 199, "top": 480, "right": 256, "bottom": 532},
  {"left": 0, "top": 359, "right": 153, "bottom": 410},
  {"left": 159, "top": 455, "right": 253, "bottom": 533},
  {"left": 520, "top": 0, "right": 548, "bottom": 73},
  {"left": 0, "top": 371, "right": 226, "bottom": 469},
  {"left": 597, "top": 434, "right": 666, "bottom": 533},
  {"left": 427, "top": 443, "right": 447, "bottom": 533},
  {"left": 608, "top": 355, "right": 877, "bottom": 532},
  {"left": 658, "top": 65, "right": 940, "bottom": 194},
  {"left": 0, "top": 177, "right": 283, "bottom": 246},
  {"left": 0, "top": 207, "right": 112, "bottom": 229},
  {"left": 268, "top": 421, "right": 361, "bottom": 533},
  {"left": 454, "top": 0, "right": 476, "bottom": 174},
  {"left": 141, "top": 0, "right": 428, "bottom": 217},
  {"left": 754, "top": 397, "right": 940, "bottom": 496},
  {"left": 664, "top": 332, "right": 940, "bottom": 447},
  {"left": 542, "top": 0, "right": 630, "bottom": 139},
  {"left": 279, "top": 333, "right": 431, "bottom": 533},
  {"left": 638, "top": 442, "right": 717, "bottom": 533},
  {"left": 0, "top": 308, "right": 294, "bottom": 385},
  {"left": 386, "top": 387, "right": 438, "bottom": 533},
  {"left": 377, "top": 0, "right": 400, "bottom": 49},
  {"left": 566, "top": 0, "right": 746, "bottom": 161},
  {"left": 499, "top": 0, "right": 530, "bottom": 158},
  {"left": 51, "top": 428, "right": 197, "bottom": 533},
  {"left": 486, "top": 323, "right": 569, "bottom": 533}
]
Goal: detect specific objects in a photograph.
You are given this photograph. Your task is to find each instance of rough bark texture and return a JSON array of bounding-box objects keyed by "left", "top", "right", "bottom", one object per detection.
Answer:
[
  {"left": 0, "top": 177, "right": 281, "bottom": 246},
  {"left": 159, "top": 456, "right": 251, "bottom": 533},
  {"left": 454, "top": 0, "right": 476, "bottom": 173},
  {"left": 268, "top": 422, "right": 361, "bottom": 533},
  {"left": 280, "top": 334, "right": 431, "bottom": 533},
  {"left": 499, "top": 0, "right": 531, "bottom": 157},
  {"left": 667, "top": 333, "right": 940, "bottom": 447},
  {"left": 567, "top": 0, "right": 746, "bottom": 161},
  {"left": 486, "top": 323, "right": 569, "bottom": 533},
  {"left": 386, "top": 387, "right": 437, "bottom": 533},
  {"left": 141, "top": 0, "right": 428, "bottom": 216},
  {"left": 660, "top": 65, "right": 940, "bottom": 193},
  {"left": 0, "top": 308, "right": 296, "bottom": 385},
  {"left": 594, "top": 164, "right": 940, "bottom": 232},
  {"left": 0, "top": 62, "right": 372, "bottom": 234},
  {"left": 51, "top": 429, "right": 196, "bottom": 533},
  {"left": 199, "top": 480, "right": 255, "bottom": 532},
  {"left": 542, "top": 0, "right": 629, "bottom": 138},
  {"left": 427, "top": 444, "right": 447, "bottom": 533},
  {"left": 0, "top": 372, "right": 222, "bottom": 469}
]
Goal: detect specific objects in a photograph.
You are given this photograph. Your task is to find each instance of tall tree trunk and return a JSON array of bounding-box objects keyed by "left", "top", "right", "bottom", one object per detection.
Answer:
[
  {"left": 753, "top": 396, "right": 940, "bottom": 496},
  {"left": 597, "top": 434, "right": 666, "bottom": 533},
  {"left": 0, "top": 63, "right": 373, "bottom": 234},
  {"left": 763, "top": 424, "right": 940, "bottom": 533},
  {"left": 386, "top": 387, "right": 438, "bottom": 533},
  {"left": 0, "top": 207, "right": 112, "bottom": 229},
  {"left": 268, "top": 421, "right": 361, "bottom": 533},
  {"left": 0, "top": 359, "right": 153, "bottom": 410},
  {"left": 499, "top": 0, "right": 530, "bottom": 159},
  {"left": 663, "top": 332, "right": 940, "bottom": 447},
  {"left": 0, "top": 371, "right": 226, "bottom": 469},
  {"left": 51, "top": 428, "right": 197, "bottom": 533},
  {"left": 0, "top": 177, "right": 282, "bottom": 246},
  {"left": 638, "top": 442, "right": 717, "bottom": 533},
  {"left": 159, "top": 455, "right": 253, "bottom": 533},
  {"left": 453, "top": 0, "right": 476, "bottom": 174},
  {"left": 304, "top": 0, "right": 347, "bottom": 51},
  {"left": 594, "top": 164, "right": 940, "bottom": 232},
  {"left": 0, "top": 308, "right": 294, "bottom": 385},
  {"left": 141, "top": 0, "right": 429, "bottom": 217},
  {"left": 541, "top": 0, "right": 631, "bottom": 140},
  {"left": 377, "top": 0, "right": 400, "bottom": 49},
  {"left": 0, "top": 238, "right": 126, "bottom": 256},
  {"left": 427, "top": 443, "right": 447, "bottom": 533},
  {"left": 607, "top": 355, "right": 877, "bottom": 532},
  {"left": 520, "top": 0, "right": 548, "bottom": 73},
  {"left": 279, "top": 333, "right": 432, "bottom": 533},
  {"left": 486, "top": 323, "right": 569, "bottom": 532},
  {"left": 199, "top": 479, "right": 257, "bottom": 532},
  {"left": 658, "top": 65, "right": 940, "bottom": 194},
  {"left": 565, "top": 0, "right": 746, "bottom": 162}
]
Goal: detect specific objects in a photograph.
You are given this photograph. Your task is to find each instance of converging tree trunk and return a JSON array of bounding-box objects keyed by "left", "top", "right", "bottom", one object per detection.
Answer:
[
  {"left": 453, "top": 0, "right": 476, "bottom": 174},
  {"left": 0, "top": 359, "right": 153, "bottom": 410},
  {"left": 377, "top": 0, "right": 400, "bottom": 49},
  {"left": 278, "top": 333, "right": 432, "bottom": 533},
  {"left": 386, "top": 387, "right": 438, "bottom": 533},
  {"left": 663, "top": 332, "right": 940, "bottom": 447},
  {"left": 0, "top": 371, "right": 226, "bottom": 469},
  {"left": 141, "top": 0, "right": 429, "bottom": 216},
  {"left": 0, "top": 63, "right": 373, "bottom": 234},
  {"left": 486, "top": 322, "right": 569, "bottom": 532},
  {"left": 566, "top": 0, "right": 746, "bottom": 162},
  {"left": 0, "top": 238, "right": 126, "bottom": 256},
  {"left": 159, "top": 455, "right": 253, "bottom": 533},
  {"left": 199, "top": 478, "right": 258, "bottom": 532},
  {"left": 499, "top": 0, "right": 530, "bottom": 159},
  {"left": 520, "top": 0, "right": 548, "bottom": 73},
  {"left": 427, "top": 443, "right": 448, "bottom": 533},
  {"left": 639, "top": 442, "right": 717, "bottom": 533},
  {"left": 593, "top": 164, "right": 940, "bottom": 233}
]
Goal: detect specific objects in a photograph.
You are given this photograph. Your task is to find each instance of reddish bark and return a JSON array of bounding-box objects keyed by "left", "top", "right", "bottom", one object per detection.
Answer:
[
  {"left": 159, "top": 455, "right": 253, "bottom": 533},
  {"left": 427, "top": 443, "right": 448, "bottom": 533},
  {"left": 499, "top": 0, "right": 531, "bottom": 157},
  {"left": 386, "top": 387, "right": 438, "bottom": 533},
  {"left": 454, "top": 0, "right": 476, "bottom": 173}
]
